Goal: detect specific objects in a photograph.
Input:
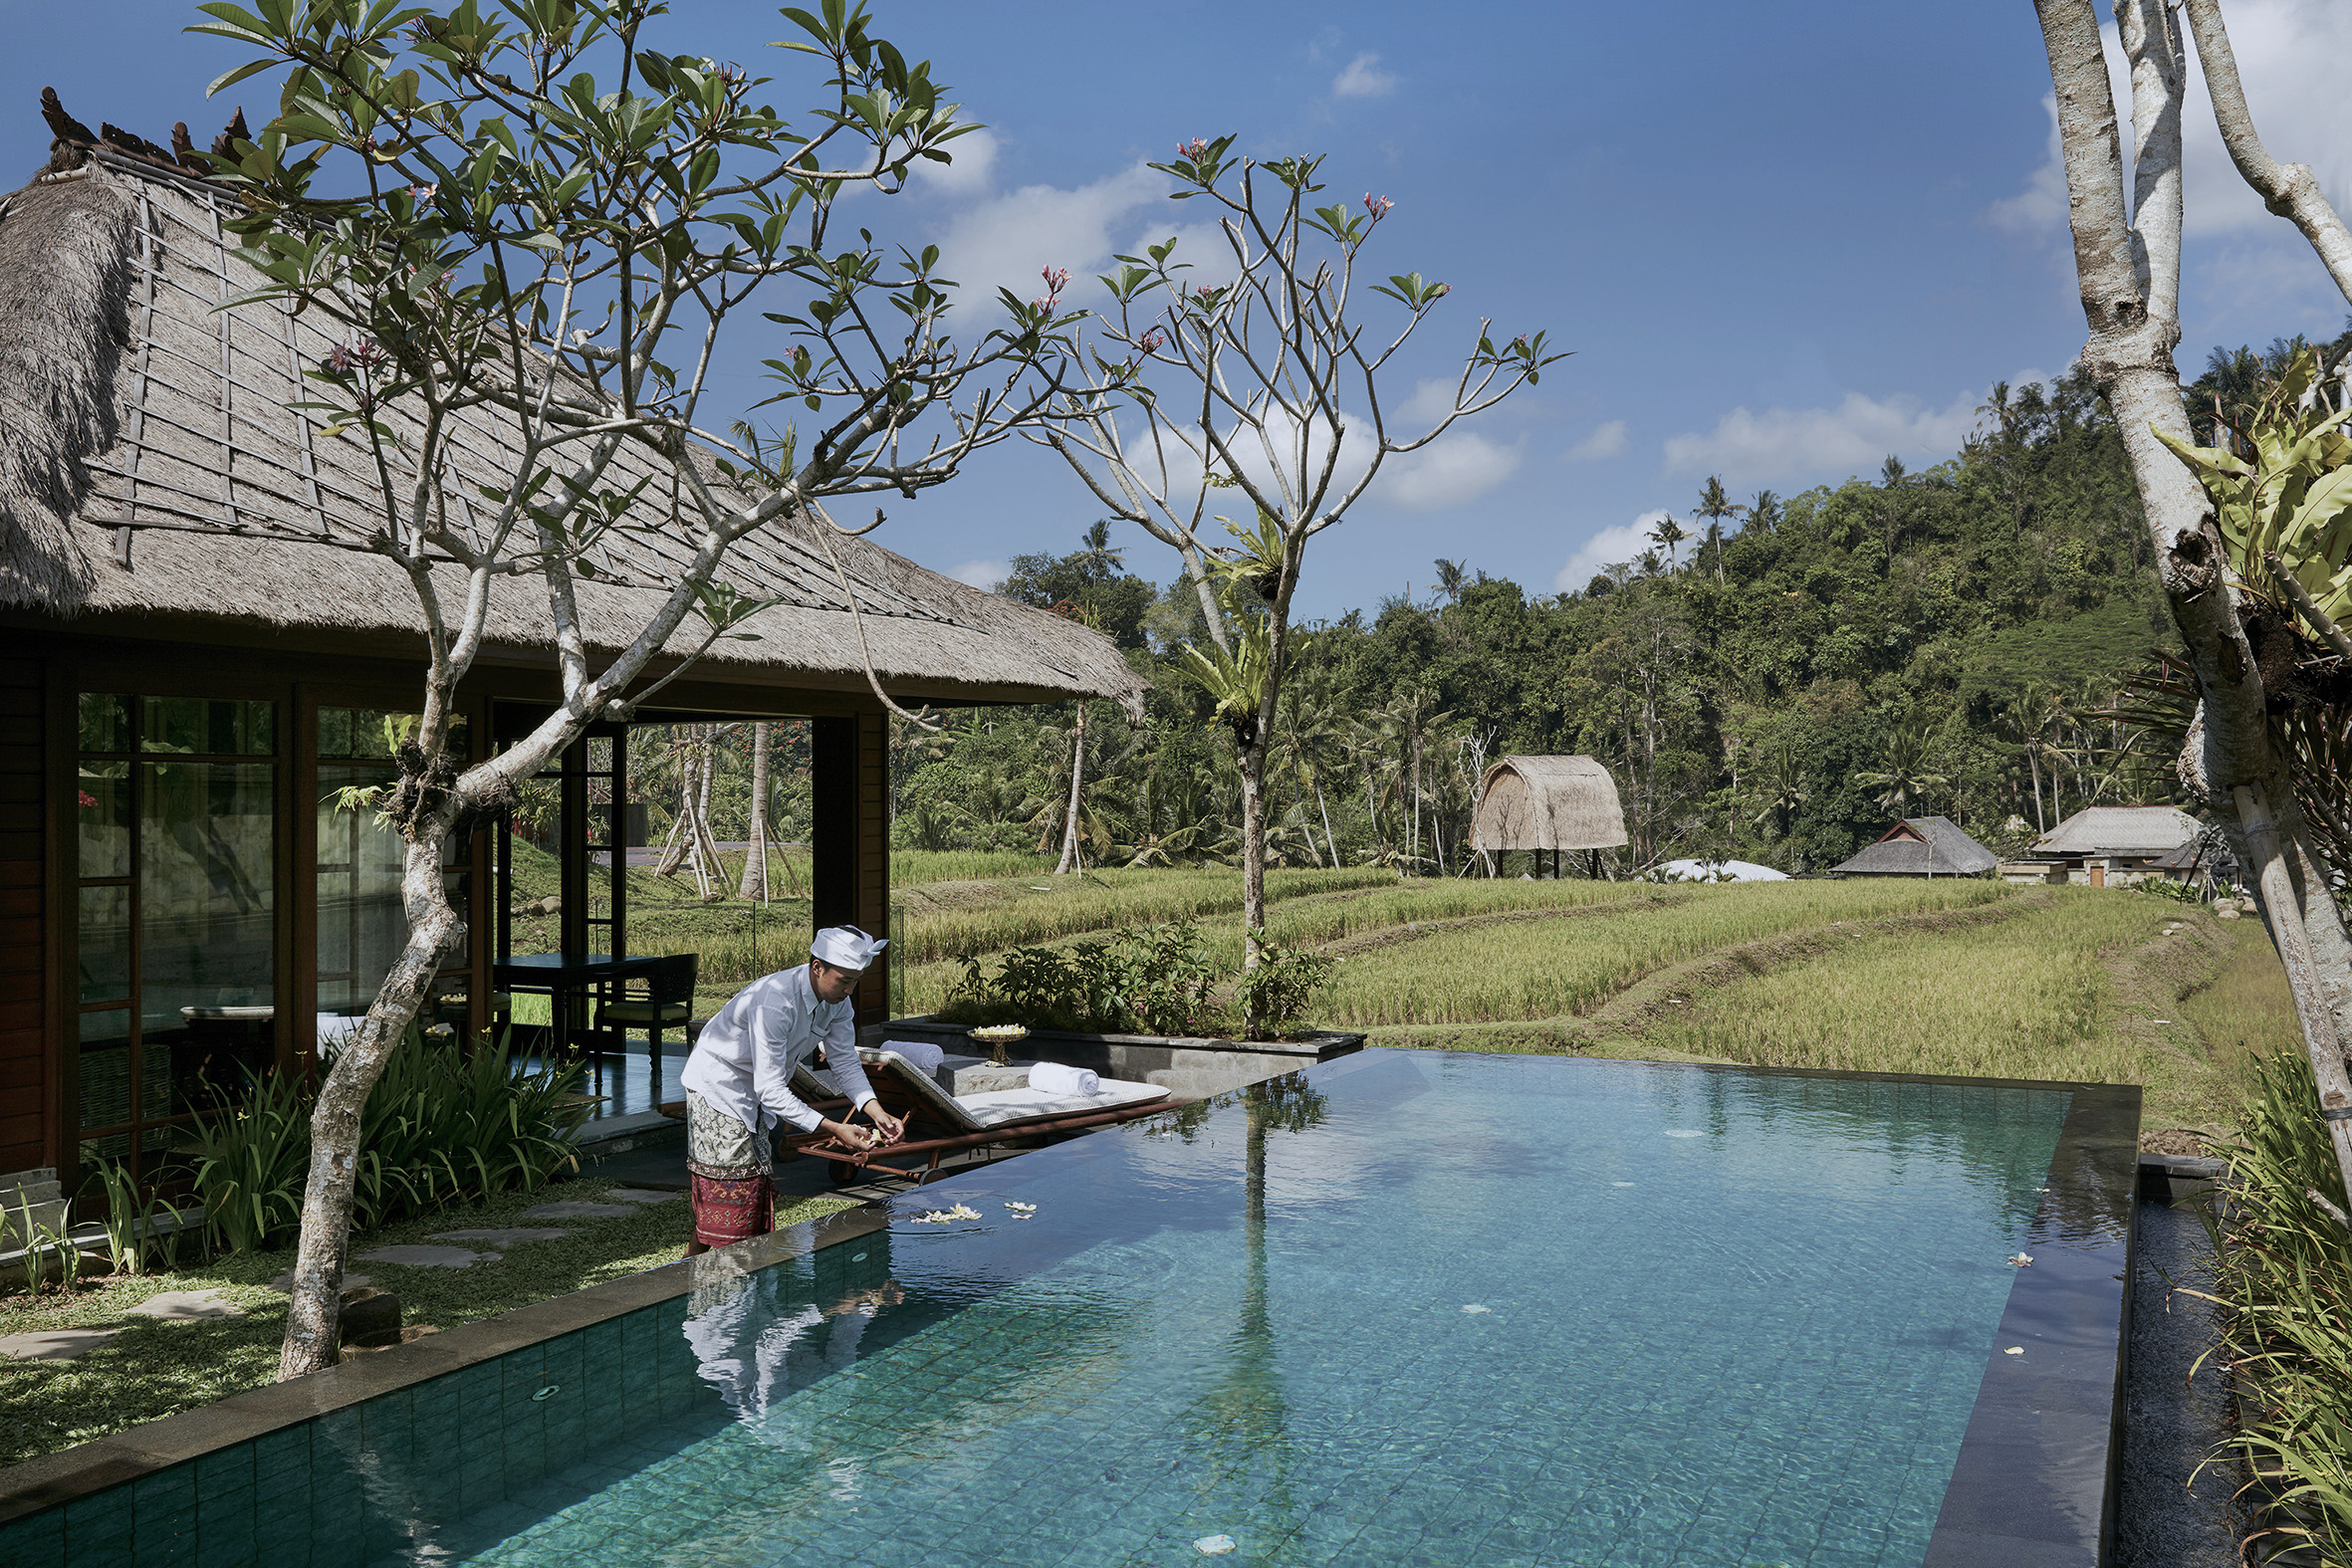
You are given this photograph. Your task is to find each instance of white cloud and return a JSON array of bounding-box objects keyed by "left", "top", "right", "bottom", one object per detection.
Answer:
[
  {"left": 908, "top": 126, "right": 998, "bottom": 198},
  {"left": 1992, "top": 1, "right": 2352, "bottom": 241},
  {"left": 1989, "top": 95, "right": 2066, "bottom": 237},
  {"left": 1554, "top": 513, "right": 1668, "bottom": 593},
  {"left": 947, "top": 559, "right": 1009, "bottom": 591},
  {"left": 1331, "top": 53, "right": 1397, "bottom": 99},
  {"left": 1564, "top": 419, "right": 1628, "bottom": 462},
  {"left": 1662, "top": 389, "right": 1986, "bottom": 484},
  {"left": 933, "top": 161, "right": 1166, "bottom": 312},
  {"left": 1376, "top": 433, "right": 1523, "bottom": 511}
]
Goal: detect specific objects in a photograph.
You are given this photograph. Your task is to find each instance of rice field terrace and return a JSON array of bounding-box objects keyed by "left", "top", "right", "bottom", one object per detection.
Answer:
[
  {"left": 533, "top": 848, "right": 2291, "bottom": 1141},
  {"left": 855, "top": 862, "right": 2289, "bottom": 1139}
]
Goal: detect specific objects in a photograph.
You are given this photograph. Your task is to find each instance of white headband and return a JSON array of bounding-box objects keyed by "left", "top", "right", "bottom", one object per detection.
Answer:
[{"left": 811, "top": 926, "right": 886, "bottom": 971}]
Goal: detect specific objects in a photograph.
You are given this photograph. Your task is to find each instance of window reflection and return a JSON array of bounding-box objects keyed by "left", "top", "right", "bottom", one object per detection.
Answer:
[
  {"left": 78, "top": 761, "right": 129, "bottom": 878},
  {"left": 318, "top": 764, "right": 406, "bottom": 1024},
  {"left": 140, "top": 760, "right": 276, "bottom": 1104}
]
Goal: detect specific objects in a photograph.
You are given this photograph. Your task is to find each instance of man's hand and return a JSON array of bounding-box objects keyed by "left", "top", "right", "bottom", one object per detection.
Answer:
[
  {"left": 822, "top": 1116, "right": 876, "bottom": 1152},
  {"left": 860, "top": 1103, "right": 904, "bottom": 1146}
]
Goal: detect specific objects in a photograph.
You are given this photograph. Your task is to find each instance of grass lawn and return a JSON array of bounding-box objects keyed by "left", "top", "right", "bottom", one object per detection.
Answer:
[{"left": 0, "top": 1179, "right": 856, "bottom": 1470}]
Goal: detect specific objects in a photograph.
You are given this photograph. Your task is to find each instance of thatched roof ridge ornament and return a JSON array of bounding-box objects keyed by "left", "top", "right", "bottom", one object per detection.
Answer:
[
  {"left": 0, "top": 116, "right": 1148, "bottom": 716},
  {"left": 1471, "top": 755, "right": 1630, "bottom": 853}
]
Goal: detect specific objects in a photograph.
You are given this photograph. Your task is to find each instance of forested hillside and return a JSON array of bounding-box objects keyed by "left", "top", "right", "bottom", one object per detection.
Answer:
[{"left": 884, "top": 363, "right": 2191, "bottom": 876}]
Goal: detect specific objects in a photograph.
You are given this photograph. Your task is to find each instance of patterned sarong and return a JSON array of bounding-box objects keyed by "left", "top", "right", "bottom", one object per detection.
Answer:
[
  {"left": 690, "top": 1172, "right": 774, "bottom": 1248},
  {"left": 686, "top": 1089, "right": 775, "bottom": 1247}
]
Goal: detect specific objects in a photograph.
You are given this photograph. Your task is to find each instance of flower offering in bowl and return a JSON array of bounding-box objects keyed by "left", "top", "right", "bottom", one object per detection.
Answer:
[{"left": 968, "top": 1023, "right": 1029, "bottom": 1065}]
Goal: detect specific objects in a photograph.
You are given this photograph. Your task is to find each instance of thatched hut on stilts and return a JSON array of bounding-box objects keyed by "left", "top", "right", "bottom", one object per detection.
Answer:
[{"left": 1470, "top": 756, "right": 1630, "bottom": 878}]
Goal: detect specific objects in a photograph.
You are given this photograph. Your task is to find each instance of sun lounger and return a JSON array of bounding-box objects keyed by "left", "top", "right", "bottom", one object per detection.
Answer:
[{"left": 787, "top": 1049, "right": 1172, "bottom": 1183}]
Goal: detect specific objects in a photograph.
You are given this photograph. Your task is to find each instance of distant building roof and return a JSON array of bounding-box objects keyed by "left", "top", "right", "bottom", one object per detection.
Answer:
[
  {"left": 2031, "top": 806, "right": 2200, "bottom": 859},
  {"left": 1828, "top": 816, "right": 1999, "bottom": 877}
]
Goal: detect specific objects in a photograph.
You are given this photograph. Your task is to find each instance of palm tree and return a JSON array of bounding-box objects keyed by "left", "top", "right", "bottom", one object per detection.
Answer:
[
  {"left": 1696, "top": 476, "right": 1735, "bottom": 580},
  {"left": 1877, "top": 454, "right": 1909, "bottom": 574},
  {"left": 1751, "top": 737, "right": 1808, "bottom": 838},
  {"left": 1742, "top": 489, "right": 1780, "bottom": 536},
  {"left": 1432, "top": 558, "right": 1467, "bottom": 605},
  {"left": 1648, "top": 514, "right": 1690, "bottom": 569},
  {"left": 1999, "top": 687, "right": 2061, "bottom": 833},
  {"left": 1855, "top": 722, "right": 1948, "bottom": 817}
]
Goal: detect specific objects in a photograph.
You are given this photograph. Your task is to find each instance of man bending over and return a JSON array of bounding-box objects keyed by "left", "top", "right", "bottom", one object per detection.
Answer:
[{"left": 678, "top": 925, "right": 904, "bottom": 1256}]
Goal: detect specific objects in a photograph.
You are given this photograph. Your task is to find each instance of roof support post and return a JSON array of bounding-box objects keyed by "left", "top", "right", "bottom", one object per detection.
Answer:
[{"left": 813, "top": 711, "right": 891, "bottom": 1029}]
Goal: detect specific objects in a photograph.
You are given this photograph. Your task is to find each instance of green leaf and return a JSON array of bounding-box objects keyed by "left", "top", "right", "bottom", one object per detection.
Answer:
[{"left": 199, "top": 55, "right": 280, "bottom": 97}]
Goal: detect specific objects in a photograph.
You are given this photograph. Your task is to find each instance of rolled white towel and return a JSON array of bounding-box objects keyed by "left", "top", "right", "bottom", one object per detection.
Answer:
[
  {"left": 1028, "top": 1060, "right": 1101, "bottom": 1097},
  {"left": 871, "top": 1039, "right": 946, "bottom": 1075}
]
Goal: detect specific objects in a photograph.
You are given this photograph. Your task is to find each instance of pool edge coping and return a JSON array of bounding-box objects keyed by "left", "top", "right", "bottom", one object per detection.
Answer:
[
  {"left": 0, "top": 1201, "right": 896, "bottom": 1526},
  {"left": 1925, "top": 1077, "right": 2141, "bottom": 1568}
]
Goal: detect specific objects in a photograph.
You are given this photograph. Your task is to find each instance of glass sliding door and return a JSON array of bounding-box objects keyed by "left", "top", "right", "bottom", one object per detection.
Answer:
[{"left": 75, "top": 693, "right": 277, "bottom": 1185}]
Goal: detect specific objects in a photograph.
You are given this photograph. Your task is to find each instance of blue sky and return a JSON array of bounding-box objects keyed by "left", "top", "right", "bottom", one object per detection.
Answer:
[{"left": 11, "top": 0, "right": 2352, "bottom": 620}]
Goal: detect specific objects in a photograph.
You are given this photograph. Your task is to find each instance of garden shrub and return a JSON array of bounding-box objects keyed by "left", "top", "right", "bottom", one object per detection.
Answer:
[
  {"left": 187, "top": 1028, "right": 591, "bottom": 1252},
  {"left": 2204, "top": 1051, "right": 2352, "bottom": 1563},
  {"left": 940, "top": 919, "right": 1332, "bottom": 1040},
  {"left": 941, "top": 919, "right": 1224, "bottom": 1036},
  {"left": 1233, "top": 930, "right": 1337, "bottom": 1039}
]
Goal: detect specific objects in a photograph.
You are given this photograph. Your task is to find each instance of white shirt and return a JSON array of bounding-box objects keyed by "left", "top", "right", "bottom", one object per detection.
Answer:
[{"left": 680, "top": 964, "right": 876, "bottom": 1135}]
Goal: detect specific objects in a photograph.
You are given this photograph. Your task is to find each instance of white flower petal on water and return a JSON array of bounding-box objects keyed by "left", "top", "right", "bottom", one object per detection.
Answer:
[
  {"left": 1611, "top": 1182, "right": 1636, "bottom": 1188},
  {"left": 2007, "top": 1253, "right": 2033, "bottom": 1267},
  {"left": 1195, "top": 1535, "right": 1237, "bottom": 1555},
  {"left": 2003, "top": 1346, "right": 2024, "bottom": 1356},
  {"left": 1663, "top": 1130, "right": 1704, "bottom": 1139},
  {"left": 1461, "top": 1304, "right": 1493, "bottom": 1314}
]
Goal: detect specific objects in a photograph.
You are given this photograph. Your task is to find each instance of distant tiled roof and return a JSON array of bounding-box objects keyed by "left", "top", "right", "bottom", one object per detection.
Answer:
[
  {"left": 2031, "top": 806, "right": 2200, "bottom": 858},
  {"left": 1829, "top": 816, "right": 1999, "bottom": 877}
]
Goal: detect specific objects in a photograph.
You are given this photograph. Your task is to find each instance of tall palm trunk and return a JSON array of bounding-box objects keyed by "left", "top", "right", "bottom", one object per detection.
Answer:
[
  {"left": 1056, "top": 702, "right": 1087, "bottom": 875},
  {"left": 737, "top": 721, "right": 771, "bottom": 902}
]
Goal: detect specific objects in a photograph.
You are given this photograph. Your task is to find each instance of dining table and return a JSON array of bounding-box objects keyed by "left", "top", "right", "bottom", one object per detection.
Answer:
[{"left": 492, "top": 952, "right": 665, "bottom": 1056}]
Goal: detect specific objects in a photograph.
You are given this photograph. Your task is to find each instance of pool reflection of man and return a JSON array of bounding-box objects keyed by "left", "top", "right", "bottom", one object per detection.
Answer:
[
  {"left": 686, "top": 1273, "right": 907, "bottom": 1431},
  {"left": 678, "top": 925, "right": 904, "bottom": 1257}
]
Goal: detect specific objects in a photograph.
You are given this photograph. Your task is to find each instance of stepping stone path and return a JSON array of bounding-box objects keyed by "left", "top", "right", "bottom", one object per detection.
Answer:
[
  {"left": 0, "top": 1327, "right": 121, "bottom": 1361},
  {"left": 600, "top": 1189, "right": 682, "bottom": 1204},
  {"left": 125, "top": 1288, "right": 243, "bottom": 1320},
  {"left": 427, "top": 1229, "right": 572, "bottom": 1247},
  {"left": 520, "top": 1201, "right": 635, "bottom": 1220},
  {"left": 353, "top": 1244, "right": 500, "bottom": 1268},
  {"left": 268, "top": 1271, "right": 372, "bottom": 1293}
]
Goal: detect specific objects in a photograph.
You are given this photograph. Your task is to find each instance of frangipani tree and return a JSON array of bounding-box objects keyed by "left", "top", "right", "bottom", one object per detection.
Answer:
[
  {"left": 190, "top": 0, "right": 1075, "bottom": 1374},
  {"left": 2031, "top": 0, "right": 2352, "bottom": 1201},
  {"left": 1030, "top": 140, "right": 1561, "bottom": 1016}
]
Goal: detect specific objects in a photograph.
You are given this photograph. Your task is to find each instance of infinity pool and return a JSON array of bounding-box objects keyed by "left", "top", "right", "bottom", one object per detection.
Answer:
[{"left": 0, "top": 1049, "right": 2135, "bottom": 1567}]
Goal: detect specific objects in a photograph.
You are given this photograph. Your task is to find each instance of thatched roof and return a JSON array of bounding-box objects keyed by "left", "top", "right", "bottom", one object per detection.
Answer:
[
  {"left": 0, "top": 139, "right": 1146, "bottom": 716},
  {"left": 1471, "top": 756, "right": 1629, "bottom": 852},
  {"left": 2031, "top": 805, "right": 2199, "bottom": 860},
  {"left": 1829, "top": 816, "right": 1998, "bottom": 877}
]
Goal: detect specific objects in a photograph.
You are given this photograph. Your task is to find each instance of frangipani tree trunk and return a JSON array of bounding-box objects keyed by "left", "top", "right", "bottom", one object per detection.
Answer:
[{"left": 2032, "top": 0, "right": 2352, "bottom": 1200}]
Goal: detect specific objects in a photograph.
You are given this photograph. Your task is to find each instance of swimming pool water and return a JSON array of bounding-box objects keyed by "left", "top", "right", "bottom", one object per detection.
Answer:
[{"left": 379, "top": 1050, "right": 2076, "bottom": 1568}]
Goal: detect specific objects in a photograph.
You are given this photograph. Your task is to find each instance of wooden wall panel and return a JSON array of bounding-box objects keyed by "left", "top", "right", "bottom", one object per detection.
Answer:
[{"left": 0, "top": 654, "right": 41, "bottom": 1174}]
